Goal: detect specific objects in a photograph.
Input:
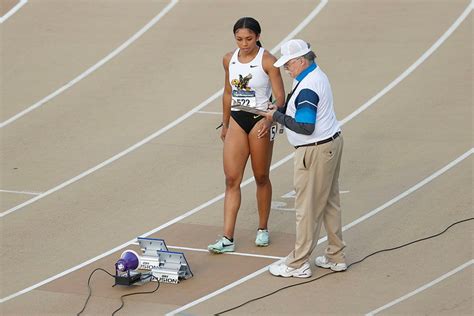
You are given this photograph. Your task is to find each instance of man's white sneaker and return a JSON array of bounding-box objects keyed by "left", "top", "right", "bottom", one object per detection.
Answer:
[
  {"left": 315, "top": 255, "right": 347, "bottom": 271},
  {"left": 269, "top": 261, "right": 312, "bottom": 278}
]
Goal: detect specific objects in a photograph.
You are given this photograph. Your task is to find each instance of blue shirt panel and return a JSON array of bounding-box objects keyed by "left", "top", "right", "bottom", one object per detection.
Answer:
[{"left": 295, "top": 88, "right": 319, "bottom": 124}]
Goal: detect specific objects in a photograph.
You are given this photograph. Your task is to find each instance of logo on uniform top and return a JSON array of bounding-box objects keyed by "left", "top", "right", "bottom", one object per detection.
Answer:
[
  {"left": 231, "top": 73, "right": 253, "bottom": 91},
  {"left": 250, "top": 65, "right": 258, "bottom": 68},
  {"left": 232, "top": 90, "right": 255, "bottom": 98}
]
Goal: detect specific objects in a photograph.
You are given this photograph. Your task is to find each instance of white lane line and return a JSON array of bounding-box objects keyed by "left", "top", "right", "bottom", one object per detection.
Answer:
[
  {"left": 258, "top": 0, "right": 474, "bottom": 176},
  {"left": 0, "top": 0, "right": 329, "bottom": 217},
  {"left": 317, "top": 148, "right": 473, "bottom": 245},
  {"left": 0, "top": 0, "right": 179, "bottom": 128},
  {"left": 165, "top": 149, "right": 473, "bottom": 316},
  {"left": 271, "top": 201, "right": 295, "bottom": 212},
  {"left": 0, "top": 189, "right": 41, "bottom": 196},
  {"left": 197, "top": 111, "right": 222, "bottom": 115},
  {"left": 271, "top": 0, "right": 329, "bottom": 52},
  {"left": 191, "top": 0, "right": 327, "bottom": 132},
  {"left": 0, "top": 0, "right": 330, "bottom": 303},
  {"left": 366, "top": 259, "right": 474, "bottom": 316},
  {"left": 273, "top": 142, "right": 469, "bottom": 217},
  {"left": 280, "top": 189, "right": 349, "bottom": 199},
  {"left": 340, "top": 0, "right": 473, "bottom": 125},
  {"left": 281, "top": 190, "right": 296, "bottom": 198},
  {"left": 166, "top": 3, "right": 474, "bottom": 310},
  {"left": 271, "top": 201, "right": 295, "bottom": 211},
  {"left": 0, "top": 0, "right": 27, "bottom": 24},
  {"left": 169, "top": 264, "right": 275, "bottom": 316},
  {"left": 169, "top": 246, "right": 283, "bottom": 260},
  {"left": 130, "top": 242, "right": 284, "bottom": 260},
  {"left": 0, "top": 0, "right": 469, "bottom": 304}
]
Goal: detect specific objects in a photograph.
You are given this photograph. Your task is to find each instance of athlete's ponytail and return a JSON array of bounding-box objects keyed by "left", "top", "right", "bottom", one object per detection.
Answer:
[{"left": 233, "top": 17, "right": 262, "bottom": 47}]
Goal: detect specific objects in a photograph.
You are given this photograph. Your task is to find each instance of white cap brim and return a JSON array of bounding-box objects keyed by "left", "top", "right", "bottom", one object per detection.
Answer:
[{"left": 273, "top": 47, "right": 311, "bottom": 67}]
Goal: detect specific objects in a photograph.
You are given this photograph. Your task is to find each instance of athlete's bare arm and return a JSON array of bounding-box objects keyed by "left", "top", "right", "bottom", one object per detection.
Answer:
[
  {"left": 262, "top": 50, "right": 285, "bottom": 109},
  {"left": 221, "top": 51, "right": 234, "bottom": 141}
]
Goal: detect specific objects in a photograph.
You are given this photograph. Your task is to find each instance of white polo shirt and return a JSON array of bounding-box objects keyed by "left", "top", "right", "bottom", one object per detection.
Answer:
[{"left": 285, "top": 63, "right": 341, "bottom": 147}]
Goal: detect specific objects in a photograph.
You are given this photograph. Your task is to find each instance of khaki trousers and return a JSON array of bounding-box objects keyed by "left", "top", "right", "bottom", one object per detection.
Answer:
[{"left": 286, "top": 135, "right": 345, "bottom": 268}]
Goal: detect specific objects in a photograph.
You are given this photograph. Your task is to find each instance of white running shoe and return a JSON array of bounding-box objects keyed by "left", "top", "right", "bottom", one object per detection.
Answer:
[
  {"left": 255, "top": 229, "right": 270, "bottom": 247},
  {"left": 315, "top": 255, "right": 347, "bottom": 271},
  {"left": 269, "top": 261, "right": 312, "bottom": 278},
  {"left": 207, "top": 236, "right": 235, "bottom": 253}
]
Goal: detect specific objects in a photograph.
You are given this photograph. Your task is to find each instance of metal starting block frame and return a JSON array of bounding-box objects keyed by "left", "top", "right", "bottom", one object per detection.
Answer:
[
  {"left": 151, "top": 250, "right": 193, "bottom": 284},
  {"left": 138, "top": 237, "right": 168, "bottom": 254},
  {"left": 136, "top": 237, "right": 193, "bottom": 284}
]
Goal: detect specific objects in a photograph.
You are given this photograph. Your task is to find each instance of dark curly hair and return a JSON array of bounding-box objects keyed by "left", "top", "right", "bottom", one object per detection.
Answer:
[{"left": 233, "top": 17, "right": 262, "bottom": 47}]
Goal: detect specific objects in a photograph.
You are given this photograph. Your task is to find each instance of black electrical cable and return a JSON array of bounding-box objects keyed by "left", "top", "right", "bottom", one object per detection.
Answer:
[
  {"left": 76, "top": 269, "right": 160, "bottom": 315},
  {"left": 77, "top": 268, "right": 115, "bottom": 316},
  {"left": 214, "top": 217, "right": 473, "bottom": 315},
  {"left": 111, "top": 274, "right": 160, "bottom": 315}
]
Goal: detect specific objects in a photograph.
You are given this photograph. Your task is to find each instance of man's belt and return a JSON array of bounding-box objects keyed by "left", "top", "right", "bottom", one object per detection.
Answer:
[{"left": 294, "top": 131, "right": 341, "bottom": 149}]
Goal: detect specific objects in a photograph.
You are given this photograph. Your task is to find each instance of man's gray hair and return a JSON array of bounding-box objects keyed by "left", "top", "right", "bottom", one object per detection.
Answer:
[
  {"left": 301, "top": 41, "right": 316, "bottom": 62},
  {"left": 302, "top": 51, "right": 317, "bottom": 62}
]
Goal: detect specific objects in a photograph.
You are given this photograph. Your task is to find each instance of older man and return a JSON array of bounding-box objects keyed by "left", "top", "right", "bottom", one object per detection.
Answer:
[{"left": 264, "top": 39, "right": 346, "bottom": 278}]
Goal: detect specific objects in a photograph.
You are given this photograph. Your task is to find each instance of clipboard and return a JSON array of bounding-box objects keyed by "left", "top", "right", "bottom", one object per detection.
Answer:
[{"left": 231, "top": 105, "right": 268, "bottom": 115}]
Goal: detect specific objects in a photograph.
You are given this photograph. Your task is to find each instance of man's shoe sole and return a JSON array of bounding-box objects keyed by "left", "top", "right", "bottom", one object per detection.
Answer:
[
  {"left": 269, "top": 264, "right": 312, "bottom": 278},
  {"left": 277, "top": 272, "right": 312, "bottom": 278},
  {"left": 316, "top": 262, "right": 347, "bottom": 272}
]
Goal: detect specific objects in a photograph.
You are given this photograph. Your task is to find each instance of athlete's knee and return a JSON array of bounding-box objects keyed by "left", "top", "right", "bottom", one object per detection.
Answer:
[
  {"left": 254, "top": 173, "right": 270, "bottom": 187},
  {"left": 225, "top": 174, "right": 242, "bottom": 188}
]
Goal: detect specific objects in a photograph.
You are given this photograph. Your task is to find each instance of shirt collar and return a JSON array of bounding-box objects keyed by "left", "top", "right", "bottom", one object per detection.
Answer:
[{"left": 296, "top": 62, "right": 317, "bottom": 82}]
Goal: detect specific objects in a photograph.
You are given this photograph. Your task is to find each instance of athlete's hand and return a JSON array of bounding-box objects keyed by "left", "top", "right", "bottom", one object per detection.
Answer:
[
  {"left": 220, "top": 125, "right": 228, "bottom": 142},
  {"left": 257, "top": 119, "right": 272, "bottom": 138}
]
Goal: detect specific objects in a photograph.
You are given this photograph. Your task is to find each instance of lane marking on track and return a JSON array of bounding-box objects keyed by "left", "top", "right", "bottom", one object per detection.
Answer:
[
  {"left": 366, "top": 259, "right": 474, "bottom": 315},
  {"left": 130, "top": 242, "right": 284, "bottom": 260},
  {"left": 0, "top": 0, "right": 179, "bottom": 128},
  {"left": 1, "top": 0, "right": 470, "bottom": 305},
  {"left": 170, "top": 246, "right": 284, "bottom": 260},
  {"left": 0, "top": 189, "right": 42, "bottom": 196},
  {"left": 0, "top": 0, "right": 27, "bottom": 24},
  {"left": 165, "top": 2, "right": 474, "bottom": 312},
  {"left": 197, "top": 111, "right": 222, "bottom": 115},
  {"left": 0, "top": 0, "right": 329, "bottom": 217},
  {"left": 166, "top": 150, "right": 473, "bottom": 316},
  {"left": 273, "top": 190, "right": 348, "bottom": 211},
  {"left": 281, "top": 190, "right": 296, "bottom": 198},
  {"left": 281, "top": 189, "right": 349, "bottom": 199},
  {"left": 271, "top": 201, "right": 295, "bottom": 212},
  {"left": 0, "top": 0, "right": 331, "bottom": 303},
  {"left": 340, "top": 0, "right": 473, "bottom": 126}
]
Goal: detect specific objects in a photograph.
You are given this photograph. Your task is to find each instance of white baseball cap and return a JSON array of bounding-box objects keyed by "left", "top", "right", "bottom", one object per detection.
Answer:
[{"left": 274, "top": 39, "right": 311, "bottom": 67}]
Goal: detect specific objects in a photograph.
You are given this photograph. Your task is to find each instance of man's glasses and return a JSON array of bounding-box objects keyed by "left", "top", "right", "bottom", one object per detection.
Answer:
[{"left": 283, "top": 57, "right": 302, "bottom": 70}]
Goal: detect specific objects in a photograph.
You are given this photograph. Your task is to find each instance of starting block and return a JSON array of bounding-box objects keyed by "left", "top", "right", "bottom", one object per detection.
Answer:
[{"left": 115, "top": 237, "right": 193, "bottom": 285}]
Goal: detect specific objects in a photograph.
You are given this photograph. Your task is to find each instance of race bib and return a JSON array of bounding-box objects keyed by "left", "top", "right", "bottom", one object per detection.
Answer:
[
  {"left": 270, "top": 124, "right": 277, "bottom": 141},
  {"left": 232, "top": 90, "right": 257, "bottom": 108}
]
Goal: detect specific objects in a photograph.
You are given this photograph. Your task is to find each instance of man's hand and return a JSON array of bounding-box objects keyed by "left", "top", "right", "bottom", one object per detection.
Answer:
[
  {"left": 262, "top": 103, "right": 277, "bottom": 122},
  {"left": 258, "top": 103, "right": 277, "bottom": 138}
]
